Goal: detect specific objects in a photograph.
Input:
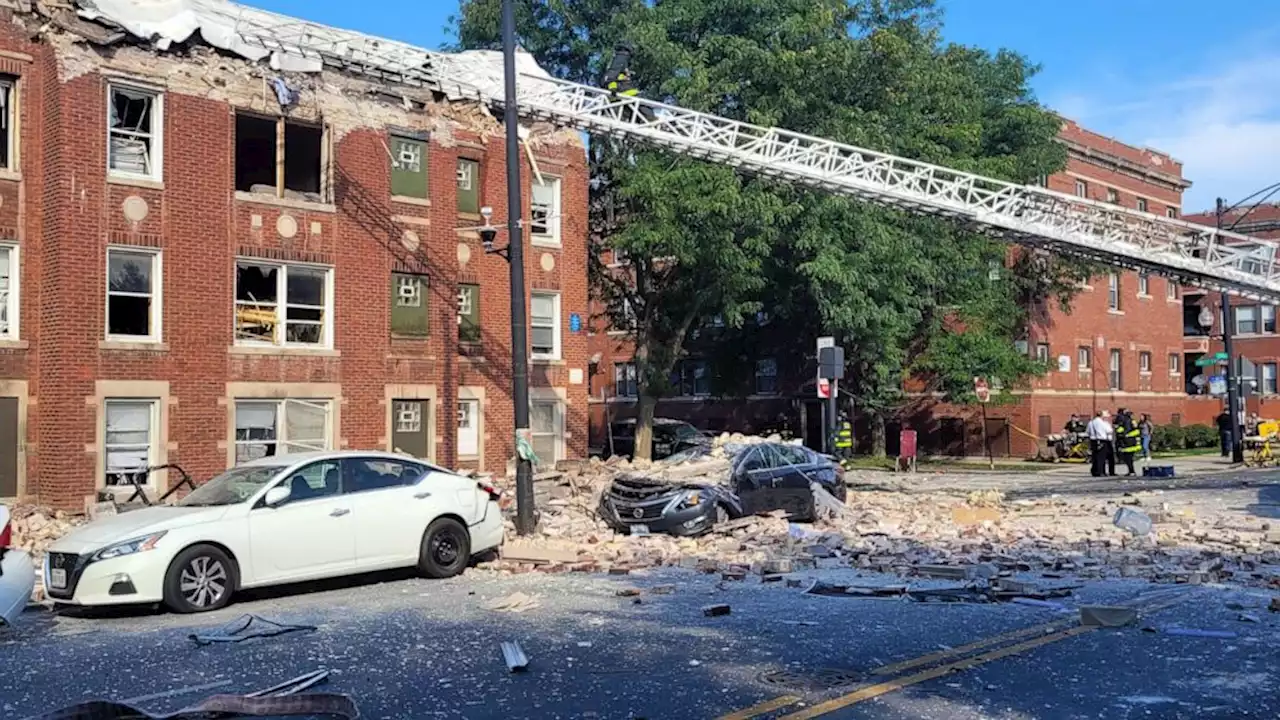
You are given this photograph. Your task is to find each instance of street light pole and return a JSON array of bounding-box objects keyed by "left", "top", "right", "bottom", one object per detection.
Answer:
[
  {"left": 1216, "top": 197, "right": 1245, "bottom": 464},
  {"left": 501, "top": 0, "right": 536, "bottom": 534}
]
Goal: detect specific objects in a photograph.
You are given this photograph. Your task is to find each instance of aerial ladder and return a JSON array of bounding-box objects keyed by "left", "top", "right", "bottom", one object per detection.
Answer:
[{"left": 131, "top": 2, "right": 1280, "bottom": 300}]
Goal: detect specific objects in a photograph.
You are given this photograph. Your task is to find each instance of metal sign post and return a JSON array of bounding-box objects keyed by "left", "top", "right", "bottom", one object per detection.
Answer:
[
  {"left": 974, "top": 377, "right": 994, "bottom": 469},
  {"left": 819, "top": 341, "right": 845, "bottom": 456}
]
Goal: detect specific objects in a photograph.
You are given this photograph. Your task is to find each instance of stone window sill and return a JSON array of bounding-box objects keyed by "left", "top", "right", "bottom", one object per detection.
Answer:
[
  {"left": 391, "top": 195, "right": 432, "bottom": 207},
  {"left": 229, "top": 345, "right": 341, "bottom": 357},
  {"left": 235, "top": 191, "right": 336, "bottom": 214},
  {"left": 108, "top": 174, "right": 164, "bottom": 191},
  {"left": 100, "top": 340, "right": 168, "bottom": 351}
]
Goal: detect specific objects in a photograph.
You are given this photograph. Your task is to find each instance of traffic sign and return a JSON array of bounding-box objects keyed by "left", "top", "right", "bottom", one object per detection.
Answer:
[
  {"left": 973, "top": 376, "right": 991, "bottom": 403},
  {"left": 817, "top": 378, "right": 831, "bottom": 399}
]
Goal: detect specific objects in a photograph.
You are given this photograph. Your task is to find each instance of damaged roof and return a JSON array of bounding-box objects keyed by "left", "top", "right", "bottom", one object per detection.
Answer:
[{"left": 64, "top": 0, "right": 553, "bottom": 100}]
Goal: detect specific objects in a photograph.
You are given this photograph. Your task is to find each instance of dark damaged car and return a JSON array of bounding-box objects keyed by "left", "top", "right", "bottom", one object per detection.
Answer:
[{"left": 598, "top": 443, "right": 847, "bottom": 537}]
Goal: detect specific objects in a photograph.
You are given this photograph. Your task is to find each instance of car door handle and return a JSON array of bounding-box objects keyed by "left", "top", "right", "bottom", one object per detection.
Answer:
[
  {"left": 413, "top": 491, "right": 431, "bottom": 499},
  {"left": 330, "top": 508, "right": 350, "bottom": 517}
]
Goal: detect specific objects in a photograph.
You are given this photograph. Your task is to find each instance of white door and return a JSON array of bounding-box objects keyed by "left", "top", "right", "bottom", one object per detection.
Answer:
[
  {"left": 457, "top": 400, "right": 479, "bottom": 458},
  {"left": 344, "top": 456, "right": 465, "bottom": 567},
  {"left": 247, "top": 459, "right": 355, "bottom": 583}
]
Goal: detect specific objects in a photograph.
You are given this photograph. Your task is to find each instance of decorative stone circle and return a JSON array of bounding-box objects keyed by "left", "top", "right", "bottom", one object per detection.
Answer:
[
  {"left": 540, "top": 252, "right": 555, "bottom": 272},
  {"left": 401, "top": 229, "right": 420, "bottom": 252},
  {"left": 457, "top": 242, "right": 472, "bottom": 265},
  {"left": 277, "top": 214, "right": 299, "bottom": 239},
  {"left": 122, "top": 195, "right": 149, "bottom": 223}
]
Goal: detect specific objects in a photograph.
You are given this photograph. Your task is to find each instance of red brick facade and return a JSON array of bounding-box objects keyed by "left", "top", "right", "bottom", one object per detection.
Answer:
[{"left": 0, "top": 13, "right": 590, "bottom": 508}]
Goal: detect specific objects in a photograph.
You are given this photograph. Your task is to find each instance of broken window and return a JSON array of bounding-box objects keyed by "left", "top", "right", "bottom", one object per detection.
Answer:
[
  {"left": 390, "top": 135, "right": 427, "bottom": 199},
  {"left": 107, "top": 248, "right": 160, "bottom": 341},
  {"left": 234, "top": 113, "right": 325, "bottom": 202},
  {"left": 457, "top": 284, "right": 480, "bottom": 343},
  {"left": 234, "top": 260, "right": 330, "bottom": 347},
  {"left": 457, "top": 399, "right": 480, "bottom": 457},
  {"left": 233, "top": 399, "right": 331, "bottom": 463},
  {"left": 530, "top": 292, "right": 559, "bottom": 358},
  {"left": 456, "top": 158, "right": 480, "bottom": 214},
  {"left": 0, "top": 77, "right": 14, "bottom": 171},
  {"left": 390, "top": 272, "right": 429, "bottom": 336},
  {"left": 0, "top": 245, "right": 13, "bottom": 339},
  {"left": 108, "top": 84, "right": 161, "bottom": 180},
  {"left": 104, "top": 399, "right": 156, "bottom": 486},
  {"left": 531, "top": 177, "right": 560, "bottom": 244}
]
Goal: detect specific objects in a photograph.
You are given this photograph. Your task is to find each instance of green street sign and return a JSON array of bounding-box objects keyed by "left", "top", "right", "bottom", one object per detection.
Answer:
[
  {"left": 1214, "top": 352, "right": 1229, "bottom": 361},
  {"left": 1195, "top": 357, "right": 1217, "bottom": 367}
]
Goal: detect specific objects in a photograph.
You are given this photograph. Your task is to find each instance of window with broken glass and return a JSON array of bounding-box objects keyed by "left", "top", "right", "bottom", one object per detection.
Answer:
[
  {"left": 530, "top": 399, "right": 564, "bottom": 466},
  {"left": 457, "top": 284, "right": 480, "bottom": 343},
  {"left": 104, "top": 399, "right": 156, "bottom": 487},
  {"left": 234, "top": 113, "right": 326, "bottom": 202},
  {"left": 456, "top": 158, "right": 480, "bottom": 214},
  {"left": 234, "top": 260, "right": 331, "bottom": 347},
  {"left": 0, "top": 76, "right": 15, "bottom": 171},
  {"left": 106, "top": 248, "right": 161, "bottom": 341},
  {"left": 390, "top": 272, "right": 429, "bottom": 336},
  {"left": 233, "top": 399, "right": 331, "bottom": 463},
  {"left": 531, "top": 177, "right": 560, "bottom": 245},
  {"left": 390, "top": 135, "right": 427, "bottom": 199},
  {"left": 108, "top": 84, "right": 162, "bottom": 181},
  {"left": 0, "top": 245, "right": 14, "bottom": 340}
]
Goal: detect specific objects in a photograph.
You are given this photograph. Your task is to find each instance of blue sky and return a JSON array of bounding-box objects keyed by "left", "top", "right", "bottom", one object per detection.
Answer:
[{"left": 256, "top": 0, "right": 1280, "bottom": 211}]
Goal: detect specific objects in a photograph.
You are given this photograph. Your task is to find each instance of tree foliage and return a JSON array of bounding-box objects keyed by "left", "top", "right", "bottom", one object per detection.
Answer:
[{"left": 452, "top": 0, "right": 1084, "bottom": 458}]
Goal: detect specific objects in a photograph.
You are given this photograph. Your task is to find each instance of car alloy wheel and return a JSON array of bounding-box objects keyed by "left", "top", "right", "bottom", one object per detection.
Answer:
[{"left": 179, "top": 555, "right": 228, "bottom": 609}]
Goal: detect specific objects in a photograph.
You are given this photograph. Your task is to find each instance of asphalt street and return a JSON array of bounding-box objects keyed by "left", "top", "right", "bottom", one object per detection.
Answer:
[{"left": 2, "top": 564, "right": 1278, "bottom": 719}]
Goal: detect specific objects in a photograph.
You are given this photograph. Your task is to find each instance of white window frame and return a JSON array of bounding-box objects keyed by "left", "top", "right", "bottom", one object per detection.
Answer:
[
  {"left": 0, "top": 243, "right": 17, "bottom": 341},
  {"left": 614, "top": 361, "right": 638, "bottom": 398},
  {"left": 530, "top": 176, "right": 562, "bottom": 246},
  {"left": 755, "top": 358, "right": 779, "bottom": 395},
  {"left": 1136, "top": 197, "right": 1147, "bottom": 213},
  {"left": 234, "top": 259, "right": 334, "bottom": 349},
  {"left": 1109, "top": 349, "right": 1122, "bottom": 390},
  {"left": 106, "top": 82, "right": 163, "bottom": 182},
  {"left": 1166, "top": 207, "right": 1178, "bottom": 219},
  {"left": 1137, "top": 273, "right": 1150, "bottom": 297},
  {"left": 1167, "top": 281, "right": 1179, "bottom": 300},
  {"left": 103, "top": 398, "right": 158, "bottom": 488},
  {"left": 1139, "top": 351, "right": 1152, "bottom": 374},
  {"left": 1106, "top": 188, "right": 1118, "bottom": 203},
  {"left": 1107, "top": 273, "right": 1120, "bottom": 311},
  {"left": 1077, "top": 346, "right": 1091, "bottom": 370},
  {"left": 530, "top": 398, "right": 565, "bottom": 466},
  {"left": 1074, "top": 179, "right": 1087, "bottom": 198},
  {"left": 457, "top": 399, "right": 480, "bottom": 457},
  {"left": 0, "top": 76, "right": 16, "bottom": 172},
  {"left": 233, "top": 398, "right": 333, "bottom": 463},
  {"left": 105, "top": 247, "right": 162, "bottom": 343},
  {"left": 530, "top": 291, "right": 561, "bottom": 360},
  {"left": 1236, "top": 305, "right": 1259, "bottom": 335},
  {"left": 1169, "top": 353, "right": 1181, "bottom": 375},
  {"left": 1035, "top": 343, "right": 1049, "bottom": 363},
  {"left": 1264, "top": 363, "right": 1278, "bottom": 395},
  {"left": 1264, "top": 305, "right": 1277, "bottom": 333}
]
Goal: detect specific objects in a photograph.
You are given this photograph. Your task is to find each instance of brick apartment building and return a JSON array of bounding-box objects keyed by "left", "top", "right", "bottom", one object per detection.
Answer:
[
  {"left": 0, "top": 1, "right": 590, "bottom": 508},
  {"left": 589, "top": 119, "right": 1200, "bottom": 458}
]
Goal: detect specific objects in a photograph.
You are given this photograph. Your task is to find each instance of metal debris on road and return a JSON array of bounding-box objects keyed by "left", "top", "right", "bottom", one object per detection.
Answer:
[
  {"left": 703, "top": 604, "right": 731, "bottom": 617},
  {"left": 188, "top": 614, "right": 317, "bottom": 646},
  {"left": 501, "top": 640, "right": 530, "bottom": 672},
  {"left": 1079, "top": 605, "right": 1138, "bottom": 628},
  {"left": 1142, "top": 627, "right": 1239, "bottom": 639},
  {"left": 483, "top": 591, "right": 541, "bottom": 613}
]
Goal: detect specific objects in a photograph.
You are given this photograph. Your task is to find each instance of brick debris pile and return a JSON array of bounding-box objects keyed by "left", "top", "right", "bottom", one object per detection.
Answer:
[
  {"left": 487, "top": 436, "right": 1280, "bottom": 589},
  {"left": 7, "top": 505, "right": 86, "bottom": 563}
]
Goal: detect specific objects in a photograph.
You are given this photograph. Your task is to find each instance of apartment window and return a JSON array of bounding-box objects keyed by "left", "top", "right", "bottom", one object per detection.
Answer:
[
  {"left": 1107, "top": 273, "right": 1120, "bottom": 310},
  {"left": 1075, "top": 179, "right": 1087, "bottom": 198},
  {"left": 0, "top": 77, "right": 14, "bottom": 171},
  {"left": 1077, "top": 346, "right": 1091, "bottom": 370},
  {"left": 0, "top": 245, "right": 14, "bottom": 340},
  {"left": 755, "top": 358, "right": 779, "bottom": 395},
  {"left": 233, "top": 399, "right": 331, "bottom": 463},
  {"left": 1109, "top": 349, "right": 1122, "bottom": 390},
  {"left": 1166, "top": 207, "right": 1178, "bottom": 219},
  {"left": 234, "top": 261, "right": 331, "bottom": 347},
  {"left": 1106, "top": 188, "right": 1118, "bottom": 203},
  {"left": 1139, "top": 351, "right": 1152, "bottom": 374},
  {"left": 530, "top": 398, "right": 564, "bottom": 466},
  {"left": 531, "top": 176, "right": 561, "bottom": 245},
  {"left": 234, "top": 113, "right": 325, "bottom": 201},
  {"left": 673, "top": 359, "right": 710, "bottom": 397},
  {"left": 1265, "top": 305, "right": 1277, "bottom": 333},
  {"left": 1167, "top": 281, "right": 1180, "bottom": 300},
  {"left": 1035, "top": 343, "right": 1049, "bottom": 363},
  {"left": 456, "top": 158, "right": 480, "bottom": 214},
  {"left": 1262, "top": 363, "right": 1278, "bottom": 395},
  {"left": 104, "top": 399, "right": 156, "bottom": 486},
  {"left": 614, "top": 362, "right": 638, "bottom": 398},
  {"left": 390, "top": 135, "right": 427, "bottom": 199},
  {"left": 390, "top": 273, "right": 429, "bottom": 337},
  {"left": 1169, "top": 353, "right": 1181, "bottom": 375},
  {"left": 457, "top": 284, "right": 480, "bottom": 343},
  {"left": 530, "top": 292, "right": 560, "bottom": 359},
  {"left": 1136, "top": 198, "right": 1148, "bottom": 213},
  {"left": 457, "top": 399, "right": 480, "bottom": 457},
  {"left": 106, "top": 248, "right": 161, "bottom": 341},
  {"left": 1236, "top": 305, "right": 1259, "bottom": 335},
  {"left": 108, "top": 84, "right": 162, "bottom": 181},
  {"left": 1137, "top": 272, "right": 1150, "bottom": 296}
]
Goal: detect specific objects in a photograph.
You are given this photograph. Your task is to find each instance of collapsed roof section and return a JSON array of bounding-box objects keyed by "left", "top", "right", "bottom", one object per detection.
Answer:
[{"left": 68, "top": 0, "right": 554, "bottom": 101}]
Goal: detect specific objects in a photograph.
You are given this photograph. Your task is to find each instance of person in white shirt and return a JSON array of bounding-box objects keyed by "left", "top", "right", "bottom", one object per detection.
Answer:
[{"left": 1086, "top": 410, "right": 1115, "bottom": 477}]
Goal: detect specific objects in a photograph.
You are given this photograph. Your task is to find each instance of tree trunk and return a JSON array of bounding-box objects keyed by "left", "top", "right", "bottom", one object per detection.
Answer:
[
  {"left": 870, "top": 412, "right": 886, "bottom": 458},
  {"left": 633, "top": 392, "right": 658, "bottom": 462}
]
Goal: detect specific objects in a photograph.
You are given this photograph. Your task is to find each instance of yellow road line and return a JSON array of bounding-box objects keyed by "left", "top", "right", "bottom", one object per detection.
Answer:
[
  {"left": 776, "top": 626, "right": 1096, "bottom": 720},
  {"left": 714, "top": 694, "right": 802, "bottom": 720},
  {"left": 870, "top": 619, "right": 1072, "bottom": 676}
]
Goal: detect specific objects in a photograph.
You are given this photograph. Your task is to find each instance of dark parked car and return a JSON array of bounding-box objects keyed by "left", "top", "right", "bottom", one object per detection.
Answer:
[
  {"left": 598, "top": 443, "right": 847, "bottom": 537},
  {"left": 607, "top": 418, "right": 711, "bottom": 460}
]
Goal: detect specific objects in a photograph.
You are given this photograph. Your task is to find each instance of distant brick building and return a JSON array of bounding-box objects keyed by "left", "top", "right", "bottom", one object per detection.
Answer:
[
  {"left": 589, "top": 119, "right": 1198, "bottom": 458},
  {"left": 0, "top": 1, "right": 590, "bottom": 508}
]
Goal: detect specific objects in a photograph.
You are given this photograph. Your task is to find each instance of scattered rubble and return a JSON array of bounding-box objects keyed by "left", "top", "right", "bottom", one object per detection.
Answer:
[{"left": 7, "top": 505, "right": 85, "bottom": 562}]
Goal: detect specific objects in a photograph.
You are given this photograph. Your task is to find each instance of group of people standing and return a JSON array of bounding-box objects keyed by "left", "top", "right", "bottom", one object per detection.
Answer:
[{"left": 1070, "top": 409, "right": 1154, "bottom": 478}]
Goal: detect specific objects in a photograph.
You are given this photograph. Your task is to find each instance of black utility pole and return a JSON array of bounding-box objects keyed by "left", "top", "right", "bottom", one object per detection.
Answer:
[
  {"left": 502, "top": 0, "right": 536, "bottom": 534},
  {"left": 1216, "top": 197, "right": 1245, "bottom": 464}
]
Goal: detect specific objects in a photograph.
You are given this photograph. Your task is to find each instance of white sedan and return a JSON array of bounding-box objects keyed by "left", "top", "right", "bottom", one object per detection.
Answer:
[
  {"left": 43, "top": 451, "right": 505, "bottom": 613},
  {"left": 0, "top": 504, "right": 36, "bottom": 625}
]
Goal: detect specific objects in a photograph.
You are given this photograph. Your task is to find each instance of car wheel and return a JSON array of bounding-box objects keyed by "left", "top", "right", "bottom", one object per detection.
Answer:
[
  {"left": 418, "top": 517, "right": 471, "bottom": 579},
  {"left": 163, "top": 544, "right": 237, "bottom": 614}
]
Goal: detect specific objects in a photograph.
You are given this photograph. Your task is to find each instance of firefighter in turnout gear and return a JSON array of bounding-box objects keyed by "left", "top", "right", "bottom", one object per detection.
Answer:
[
  {"left": 602, "top": 43, "right": 656, "bottom": 122},
  {"left": 1114, "top": 407, "right": 1141, "bottom": 476},
  {"left": 833, "top": 415, "right": 853, "bottom": 460}
]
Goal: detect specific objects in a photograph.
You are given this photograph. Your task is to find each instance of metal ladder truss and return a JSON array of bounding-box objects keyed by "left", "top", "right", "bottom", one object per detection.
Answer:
[{"left": 424, "top": 56, "right": 1280, "bottom": 300}]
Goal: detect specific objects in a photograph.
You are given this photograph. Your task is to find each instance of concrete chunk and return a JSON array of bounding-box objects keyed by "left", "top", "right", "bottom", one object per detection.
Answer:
[{"left": 501, "top": 541, "right": 580, "bottom": 565}]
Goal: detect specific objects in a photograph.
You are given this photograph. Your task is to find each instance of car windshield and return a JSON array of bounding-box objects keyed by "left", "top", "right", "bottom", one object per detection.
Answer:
[
  {"left": 178, "top": 466, "right": 284, "bottom": 507},
  {"left": 672, "top": 424, "right": 704, "bottom": 442}
]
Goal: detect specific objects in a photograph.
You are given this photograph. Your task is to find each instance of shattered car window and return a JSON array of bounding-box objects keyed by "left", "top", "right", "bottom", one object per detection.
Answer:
[{"left": 179, "top": 466, "right": 283, "bottom": 506}]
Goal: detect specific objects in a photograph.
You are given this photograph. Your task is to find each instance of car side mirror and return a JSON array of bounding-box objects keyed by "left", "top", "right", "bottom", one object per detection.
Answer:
[{"left": 263, "top": 485, "right": 291, "bottom": 508}]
